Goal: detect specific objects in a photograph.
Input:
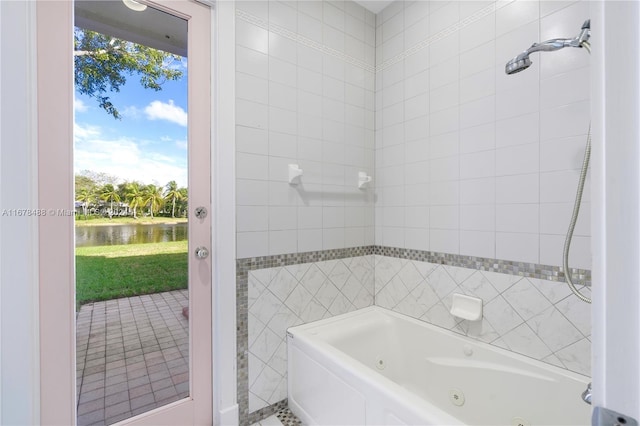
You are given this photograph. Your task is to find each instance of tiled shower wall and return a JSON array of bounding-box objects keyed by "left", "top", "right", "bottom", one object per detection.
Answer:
[
  {"left": 235, "top": 0, "right": 376, "bottom": 259},
  {"left": 375, "top": 0, "right": 592, "bottom": 269},
  {"left": 236, "top": 0, "right": 593, "bottom": 424}
]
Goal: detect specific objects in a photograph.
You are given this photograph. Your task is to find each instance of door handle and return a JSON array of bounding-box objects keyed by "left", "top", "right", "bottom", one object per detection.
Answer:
[{"left": 195, "top": 246, "right": 209, "bottom": 259}]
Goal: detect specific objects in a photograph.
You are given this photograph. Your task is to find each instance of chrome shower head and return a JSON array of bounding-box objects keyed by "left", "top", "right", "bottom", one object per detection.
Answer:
[
  {"left": 505, "top": 19, "right": 590, "bottom": 75},
  {"left": 505, "top": 54, "right": 532, "bottom": 75}
]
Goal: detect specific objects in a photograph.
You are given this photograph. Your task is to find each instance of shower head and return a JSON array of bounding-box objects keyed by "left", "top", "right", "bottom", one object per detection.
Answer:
[
  {"left": 505, "top": 19, "right": 590, "bottom": 75},
  {"left": 505, "top": 53, "right": 532, "bottom": 74}
]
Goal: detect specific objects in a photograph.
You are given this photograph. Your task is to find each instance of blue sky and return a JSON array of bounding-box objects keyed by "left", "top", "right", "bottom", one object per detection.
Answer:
[{"left": 74, "top": 57, "right": 189, "bottom": 188}]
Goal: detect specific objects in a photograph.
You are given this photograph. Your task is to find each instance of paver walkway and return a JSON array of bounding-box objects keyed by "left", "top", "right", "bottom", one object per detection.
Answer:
[{"left": 76, "top": 290, "right": 189, "bottom": 425}]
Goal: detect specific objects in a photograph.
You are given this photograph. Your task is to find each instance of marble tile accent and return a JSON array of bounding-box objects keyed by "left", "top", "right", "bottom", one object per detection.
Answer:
[
  {"left": 248, "top": 256, "right": 375, "bottom": 412},
  {"left": 238, "top": 247, "right": 376, "bottom": 424},
  {"left": 373, "top": 255, "right": 591, "bottom": 376}
]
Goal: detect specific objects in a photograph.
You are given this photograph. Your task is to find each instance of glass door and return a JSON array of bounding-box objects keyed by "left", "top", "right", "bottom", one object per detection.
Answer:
[{"left": 72, "top": 1, "right": 211, "bottom": 424}]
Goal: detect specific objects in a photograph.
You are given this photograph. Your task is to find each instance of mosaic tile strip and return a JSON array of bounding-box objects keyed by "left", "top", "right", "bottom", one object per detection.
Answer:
[
  {"left": 373, "top": 246, "right": 591, "bottom": 286},
  {"left": 236, "top": 8, "right": 376, "bottom": 73},
  {"left": 247, "top": 399, "right": 288, "bottom": 426},
  {"left": 237, "top": 246, "right": 374, "bottom": 273},
  {"left": 275, "top": 405, "right": 302, "bottom": 426},
  {"left": 374, "top": 255, "right": 591, "bottom": 376},
  {"left": 237, "top": 265, "right": 251, "bottom": 426}
]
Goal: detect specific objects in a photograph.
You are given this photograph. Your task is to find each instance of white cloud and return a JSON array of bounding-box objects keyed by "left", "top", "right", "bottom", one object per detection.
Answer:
[
  {"left": 74, "top": 125, "right": 187, "bottom": 187},
  {"left": 144, "top": 99, "right": 187, "bottom": 127},
  {"left": 175, "top": 139, "right": 187, "bottom": 150},
  {"left": 121, "top": 105, "right": 142, "bottom": 120},
  {"left": 74, "top": 98, "right": 88, "bottom": 113},
  {"left": 74, "top": 122, "right": 101, "bottom": 140}
]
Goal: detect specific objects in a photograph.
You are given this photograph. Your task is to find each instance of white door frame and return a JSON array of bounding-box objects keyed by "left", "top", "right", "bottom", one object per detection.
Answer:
[
  {"left": 211, "top": 1, "right": 239, "bottom": 424},
  {"left": 36, "top": 2, "right": 75, "bottom": 422},
  {"left": 591, "top": 1, "right": 640, "bottom": 424},
  {"left": 34, "top": 1, "right": 237, "bottom": 424}
]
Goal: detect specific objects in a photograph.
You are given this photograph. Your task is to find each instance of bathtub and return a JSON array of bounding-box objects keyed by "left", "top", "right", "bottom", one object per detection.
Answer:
[{"left": 287, "top": 306, "right": 591, "bottom": 426}]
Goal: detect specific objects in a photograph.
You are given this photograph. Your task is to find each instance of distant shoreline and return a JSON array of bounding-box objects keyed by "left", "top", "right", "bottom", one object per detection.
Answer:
[{"left": 75, "top": 218, "right": 188, "bottom": 227}]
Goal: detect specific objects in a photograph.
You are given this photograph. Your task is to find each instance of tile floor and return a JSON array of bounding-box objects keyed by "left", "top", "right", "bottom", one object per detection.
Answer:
[
  {"left": 76, "top": 290, "right": 189, "bottom": 425},
  {"left": 250, "top": 414, "right": 284, "bottom": 426}
]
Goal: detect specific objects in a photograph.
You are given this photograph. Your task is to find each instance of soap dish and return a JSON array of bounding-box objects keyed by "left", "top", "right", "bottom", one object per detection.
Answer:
[{"left": 450, "top": 293, "right": 483, "bottom": 321}]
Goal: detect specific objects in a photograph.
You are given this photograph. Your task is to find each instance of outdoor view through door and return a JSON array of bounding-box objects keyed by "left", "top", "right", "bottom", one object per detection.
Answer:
[{"left": 74, "top": 2, "right": 191, "bottom": 424}]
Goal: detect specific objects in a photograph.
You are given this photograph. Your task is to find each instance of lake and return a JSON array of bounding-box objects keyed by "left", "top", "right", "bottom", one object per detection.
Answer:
[{"left": 75, "top": 223, "right": 188, "bottom": 247}]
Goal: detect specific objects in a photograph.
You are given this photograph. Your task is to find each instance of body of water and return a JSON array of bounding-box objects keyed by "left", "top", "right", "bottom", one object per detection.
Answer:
[{"left": 75, "top": 223, "right": 188, "bottom": 247}]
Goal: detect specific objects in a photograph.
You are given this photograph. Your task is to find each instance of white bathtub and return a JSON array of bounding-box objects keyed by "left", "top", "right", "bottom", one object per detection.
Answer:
[{"left": 287, "top": 306, "right": 591, "bottom": 426}]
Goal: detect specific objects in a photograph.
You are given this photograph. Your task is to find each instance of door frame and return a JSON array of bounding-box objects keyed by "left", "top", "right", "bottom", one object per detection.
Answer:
[
  {"left": 210, "top": 0, "right": 239, "bottom": 424},
  {"left": 35, "top": 1, "right": 235, "bottom": 424},
  {"left": 591, "top": 1, "right": 640, "bottom": 422}
]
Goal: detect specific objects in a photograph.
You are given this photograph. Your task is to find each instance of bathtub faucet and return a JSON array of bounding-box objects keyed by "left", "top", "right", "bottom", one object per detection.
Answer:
[{"left": 581, "top": 382, "right": 592, "bottom": 405}]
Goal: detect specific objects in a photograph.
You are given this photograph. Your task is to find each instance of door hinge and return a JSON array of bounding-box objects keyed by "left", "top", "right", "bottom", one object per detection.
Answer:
[{"left": 593, "top": 406, "right": 638, "bottom": 426}]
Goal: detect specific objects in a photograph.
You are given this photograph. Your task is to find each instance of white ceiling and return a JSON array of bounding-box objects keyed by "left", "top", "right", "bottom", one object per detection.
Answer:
[
  {"left": 75, "top": 1, "right": 187, "bottom": 57},
  {"left": 353, "top": 0, "right": 395, "bottom": 14}
]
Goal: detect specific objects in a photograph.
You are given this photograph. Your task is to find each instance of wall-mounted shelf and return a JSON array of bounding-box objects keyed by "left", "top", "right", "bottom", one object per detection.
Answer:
[
  {"left": 288, "top": 164, "right": 303, "bottom": 185},
  {"left": 358, "top": 172, "right": 372, "bottom": 189}
]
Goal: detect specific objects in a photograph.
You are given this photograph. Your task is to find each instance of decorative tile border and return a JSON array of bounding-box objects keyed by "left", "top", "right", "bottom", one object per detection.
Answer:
[
  {"left": 374, "top": 246, "right": 591, "bottom": 286},
  {"left": 237, "top": 245, "right": 591, "bottom": 424},
  {"left": 275, "top": 405, "right": 302, "bottom": 426},
  {"left": 235, "top": 8, "right": 376, "bottom": 73},
  {"left": 376, "top": 1, "right": 509, "bottom": 71},
  {"left": 248, "top": 399, "right": 288, "bottom": 426}
]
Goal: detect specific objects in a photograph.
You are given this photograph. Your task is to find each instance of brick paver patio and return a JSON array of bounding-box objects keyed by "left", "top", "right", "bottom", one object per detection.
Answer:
[{"left": 76, "top": 290, "right": 189, "bottom": 425}]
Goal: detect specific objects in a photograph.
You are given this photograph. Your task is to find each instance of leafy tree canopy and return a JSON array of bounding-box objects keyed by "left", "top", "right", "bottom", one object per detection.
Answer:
[{"left": 74, "top": 28, "right": 183, "bottom": 119}]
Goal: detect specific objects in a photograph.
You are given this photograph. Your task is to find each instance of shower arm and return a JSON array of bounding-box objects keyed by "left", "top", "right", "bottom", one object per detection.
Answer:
[
  {"left": 512, "top": 23, "right": 591, "bottom": 62},
  {"left": 506, "top": 20, "right": 591, "bottom": 76}
]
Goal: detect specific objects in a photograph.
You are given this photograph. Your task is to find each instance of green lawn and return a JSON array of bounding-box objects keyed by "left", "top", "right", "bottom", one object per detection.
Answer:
[{"left": 76, "top": 241, "right": 188, "bottom": 308}]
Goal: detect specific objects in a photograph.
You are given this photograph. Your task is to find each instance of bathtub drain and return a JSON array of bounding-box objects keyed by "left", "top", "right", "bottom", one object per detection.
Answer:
[
  {"left": 375, "top": 356, "right": 386, "bottom": 370},
  {"left": 511, "top": 417, "right": 531, "bottom": 426},
  {"left": 449, "top": 389, "right": 465, "bottom": 406}
]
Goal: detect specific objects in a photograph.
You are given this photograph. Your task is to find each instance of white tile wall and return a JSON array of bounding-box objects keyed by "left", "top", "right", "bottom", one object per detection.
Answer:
[
  {"left": 375, "top": 0, "right": 592, "bottom": 269},
  {"left": 236, "top": 1, "right": 376, "bottom": 259},
  {"left": 240, "top": 1, "right": 594, "bottom": 415}
]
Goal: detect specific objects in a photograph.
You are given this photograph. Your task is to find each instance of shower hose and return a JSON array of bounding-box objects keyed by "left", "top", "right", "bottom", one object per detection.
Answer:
[{"left": 563, "top": 39, "right": 592, "bottom": 304}]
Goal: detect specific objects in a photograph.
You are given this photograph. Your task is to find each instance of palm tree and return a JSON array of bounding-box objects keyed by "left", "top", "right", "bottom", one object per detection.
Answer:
[
  {"left": 76, "top": 188, "right": 95, "bottom": 219},
  {"left": 177, "top": 187, "right": 188, "bottom": 217},
  {"left": 164, "top": 180, "right": 184, "bottom": 218},
  {"left": 125, "top": 182, "right": 144, "bottom": 219},
  {"left": 143, "top": 184, "right": 164, "bottom": 219},
  {"left": 100, "top": 184, "right": 120, "bottom": 218}
]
